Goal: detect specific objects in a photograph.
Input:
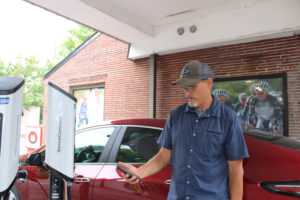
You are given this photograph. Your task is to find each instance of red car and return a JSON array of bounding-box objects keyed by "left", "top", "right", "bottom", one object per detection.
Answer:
[{"left": 8, "top": 119, "right": 300, "bottom": 199}]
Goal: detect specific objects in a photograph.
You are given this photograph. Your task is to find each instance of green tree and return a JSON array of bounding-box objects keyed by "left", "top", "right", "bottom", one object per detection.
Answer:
[
  {"left": 56, "top": 24, "right": 96, "bottom": 60},
  {"left": 0, "top": 55, "right": 50, "bottom": 109},
  {"left": 0, "top": 24, "right": 95, "bottom": 123}
]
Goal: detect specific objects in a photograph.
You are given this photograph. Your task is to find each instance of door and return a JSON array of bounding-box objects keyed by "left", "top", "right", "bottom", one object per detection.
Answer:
[
  {"left": 72, "top": 125, "right": 118, "bottom": 200},
  {"left": 26, "top": 125, "right": 119, "bottom": 200},
  {"left": 93, "top": 126, "right": 171, "bottom": 200}
]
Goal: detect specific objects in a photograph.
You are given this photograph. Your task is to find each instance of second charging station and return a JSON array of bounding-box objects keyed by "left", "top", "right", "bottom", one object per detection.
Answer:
[{"left": 45, "top": 82, "right": 77, "bottom": 200}]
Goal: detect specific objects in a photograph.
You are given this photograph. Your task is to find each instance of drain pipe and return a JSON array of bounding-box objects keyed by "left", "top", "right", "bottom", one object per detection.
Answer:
[{"left": 149, "top": 54, "right": 157, "bottom": 119}]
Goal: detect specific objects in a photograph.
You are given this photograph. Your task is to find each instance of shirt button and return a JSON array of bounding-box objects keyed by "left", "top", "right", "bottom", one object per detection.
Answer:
[
  {"left": 186, "top": 197, "right": 190, "bottom": 200},
  {"left": 193, "top": 134, "right": 196, "bottom": 136},
  {"left": 186, "top": 180, "right": 190, "bottom": 184},
  {"left": 190, "top": 149, "right": 194, "bottom": 152},
  {"left": 195, "top": 120, "right": 198, "bottom": 123},
  {"left": 187, "top": 165, "right": 191, "bottom": 168},
  {"left": 207, "top": 114, "right": 210, "bottom": 117}
]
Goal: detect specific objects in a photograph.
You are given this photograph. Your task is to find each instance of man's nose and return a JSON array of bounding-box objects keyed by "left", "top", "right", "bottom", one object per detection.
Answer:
[{"left": 185, "top": 90, "right": 192, "bottom": 96}]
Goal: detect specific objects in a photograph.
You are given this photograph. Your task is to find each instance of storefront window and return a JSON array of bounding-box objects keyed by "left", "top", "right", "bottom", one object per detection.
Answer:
[{"left": 72, "top": 85, "right": 105, "bottom": 129}]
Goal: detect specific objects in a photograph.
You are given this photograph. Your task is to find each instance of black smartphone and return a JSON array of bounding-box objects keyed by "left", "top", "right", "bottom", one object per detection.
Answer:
[{"left": 115, "top": 164, "right": 141, "bottom": 183}]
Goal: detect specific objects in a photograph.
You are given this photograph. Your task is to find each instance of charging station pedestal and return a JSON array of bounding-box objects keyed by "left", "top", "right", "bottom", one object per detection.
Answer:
[
  {"left": 0, "top": 77, "right": 24, "bottom": 199},
  {"left": 45, "top": 82, "right": 77, "bottom": 200}
]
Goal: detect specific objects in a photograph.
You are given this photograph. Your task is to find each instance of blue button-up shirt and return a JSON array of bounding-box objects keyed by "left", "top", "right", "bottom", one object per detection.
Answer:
[{"left": 158, "top": 96, "right": 249, "bottom": 200}]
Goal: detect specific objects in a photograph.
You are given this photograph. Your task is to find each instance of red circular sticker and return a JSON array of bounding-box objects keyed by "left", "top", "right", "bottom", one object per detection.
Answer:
[{"left": 28, "top": 131, "right": 38, "bottom": 144}]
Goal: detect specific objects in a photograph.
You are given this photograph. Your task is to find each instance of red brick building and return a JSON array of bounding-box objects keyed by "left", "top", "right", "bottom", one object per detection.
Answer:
[{"left": 44, "top": 32, "right": 300, "bottom": 140}]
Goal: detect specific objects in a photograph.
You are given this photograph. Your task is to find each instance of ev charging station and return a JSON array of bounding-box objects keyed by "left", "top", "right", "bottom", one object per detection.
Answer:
[
  {"left": 0, "top": 77, "right": 24, "bottom": 199},
  {"left": 46, "top": 82, "right": 77, "bottom": 200}
]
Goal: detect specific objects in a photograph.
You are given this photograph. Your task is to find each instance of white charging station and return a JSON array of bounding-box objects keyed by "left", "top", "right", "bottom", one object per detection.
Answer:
[
  {"left": 45, "top": 82, "right": 77, "bottom": 200},
  {"left": 0, "top": 77, "right": 24, "bottom": 198}
]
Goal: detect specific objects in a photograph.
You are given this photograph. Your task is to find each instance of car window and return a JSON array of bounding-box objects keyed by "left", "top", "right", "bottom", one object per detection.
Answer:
[
  {"left": 116, "top": 127, "right": 161, "bottom": 163},
  {"left": 75, "top": 126, "right": 115, "bottom": 163},
  {"left": 39, "top": 149, "right": 45, "bottom": 162}
]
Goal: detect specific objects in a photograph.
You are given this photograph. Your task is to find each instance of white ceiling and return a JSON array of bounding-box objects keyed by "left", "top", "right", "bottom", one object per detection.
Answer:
[{"left": 26, "top": 0, "right": 300, "bottom": 59}]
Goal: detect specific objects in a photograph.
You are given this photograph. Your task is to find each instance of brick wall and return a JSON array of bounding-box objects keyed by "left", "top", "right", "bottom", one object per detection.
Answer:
[
  {"left": 156, "top": 35, "right": 300, "bottom": 138},
  {"left": 44, "top": 34, "right": 300, "bottom": 140},
  {"left": 43, "top": 34, "right": 150, "bottom": 140}
]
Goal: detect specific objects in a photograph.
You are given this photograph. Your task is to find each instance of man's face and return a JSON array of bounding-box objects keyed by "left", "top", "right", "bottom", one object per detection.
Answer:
[
  {"left": 83, "top": 97, "right": 88, "bottom": 103},
  {"left": 182, "top": 79, "right": 212, "bottom": 109},
  {"left": 257, "top": 91, "right": 267, "bottom": 101},
  {"left": 240, "top": 98, "right": 247, "bottom": 105},
  {"left": 217, "top": 96, "right": 227, "bottom": 104}
]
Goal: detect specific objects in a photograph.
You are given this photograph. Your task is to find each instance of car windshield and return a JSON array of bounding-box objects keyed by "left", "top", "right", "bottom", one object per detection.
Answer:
[{"left": 244, "top": 128, "right": 300, "bottom": 150}]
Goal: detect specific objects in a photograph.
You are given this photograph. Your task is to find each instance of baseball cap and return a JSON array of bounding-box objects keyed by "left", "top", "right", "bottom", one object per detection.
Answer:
[{"left": 172, "top": 61, "right": 214, "bottom": 86}]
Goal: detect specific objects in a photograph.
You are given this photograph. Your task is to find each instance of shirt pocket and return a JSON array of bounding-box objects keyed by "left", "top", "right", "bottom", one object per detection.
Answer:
[{"left": 198, "top": 129, "right": 224, "bottom": 157}]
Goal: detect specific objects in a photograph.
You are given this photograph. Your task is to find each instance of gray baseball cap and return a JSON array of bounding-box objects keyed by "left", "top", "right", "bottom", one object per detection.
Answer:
[{"left": 172, "top": 61, "right": 214, "bottom": 86}]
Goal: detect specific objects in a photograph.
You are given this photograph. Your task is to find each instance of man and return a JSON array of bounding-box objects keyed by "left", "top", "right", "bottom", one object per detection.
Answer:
[
  {"left": 249, "top": 81, "right": 282, "bottom": 133},
  {"left": 119, "top": 61, "right": 249, "bottom": 200},
  {"left": 77, "top": 93, "right": 88, "bottom": 128},
  {"left": 212, "top": 88, "right": 234, "bottom": 110},
  {"left": 242, "top": 83, "right": 258, "bottom": 127},
  {"left": 234, "top": 93, "right": 248, "bottom": 123}
]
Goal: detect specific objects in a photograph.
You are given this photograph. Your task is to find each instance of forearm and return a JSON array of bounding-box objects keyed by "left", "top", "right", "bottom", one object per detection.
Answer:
[
  {"left": 137, "top": 147, "right": 171, "bottom": 178},
  {"left": 228, "top": 160, "right": 244, "bottom": 200}
]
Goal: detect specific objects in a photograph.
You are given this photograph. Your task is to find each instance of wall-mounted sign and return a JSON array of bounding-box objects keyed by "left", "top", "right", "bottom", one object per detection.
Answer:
[{"left": 25, "top": 126, "right": 42, "bottom": 149}]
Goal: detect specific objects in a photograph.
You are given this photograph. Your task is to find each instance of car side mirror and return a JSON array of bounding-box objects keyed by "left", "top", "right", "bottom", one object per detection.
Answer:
[
  {"left": 28, "top": 153, "right": 43, "bottom": 166},
  {"left": 17, "top": 169, "right": 28, "bottom": 183}
]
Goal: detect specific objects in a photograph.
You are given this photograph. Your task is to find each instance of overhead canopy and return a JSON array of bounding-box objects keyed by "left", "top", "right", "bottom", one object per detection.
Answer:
[{"left": 26, "top": 0, "right": 300, "bottom": 60}]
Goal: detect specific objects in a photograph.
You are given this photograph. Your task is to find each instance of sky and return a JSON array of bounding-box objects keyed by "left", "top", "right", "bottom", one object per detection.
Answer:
[{"left": 0, "top": 0, "right": 78, "bottom": 64}]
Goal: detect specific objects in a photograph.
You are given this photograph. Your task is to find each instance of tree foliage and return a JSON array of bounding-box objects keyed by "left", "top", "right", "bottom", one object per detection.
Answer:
[
  {"left": 0, "top": 24, "right": 96, "bottom": 122},
  {"left": 56, "top": 24, "right": 96, "bottom": 60},
  {"left": 0, "top": 55, "right": 51, "bottom": 109}
]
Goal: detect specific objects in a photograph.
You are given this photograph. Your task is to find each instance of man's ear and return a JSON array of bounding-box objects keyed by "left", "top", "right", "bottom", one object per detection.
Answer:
[{"left": 207, "top": 78, "right": 213, "bottom": 89}]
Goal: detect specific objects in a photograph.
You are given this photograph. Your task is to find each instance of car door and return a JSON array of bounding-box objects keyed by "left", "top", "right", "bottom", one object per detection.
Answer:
[
  {"left": 243, "top": 133, "right": 300, "bottom": 200},
  {"left": 71, "top": 125, "right": 119, "bottom": 200},
  {"left": 24, "top": 149, "right": 49, "bottom": 200},
  {"left": 93, "top": 125, "right": 172, "bottom": 200},
  {"left": 26, "top": 125, "right": 119, "bottom": 200}
]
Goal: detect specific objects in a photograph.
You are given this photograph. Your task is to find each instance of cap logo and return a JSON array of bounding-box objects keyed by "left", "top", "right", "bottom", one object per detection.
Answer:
[{"left": 182, "top": 68, "right": 191, "bottom": 75}]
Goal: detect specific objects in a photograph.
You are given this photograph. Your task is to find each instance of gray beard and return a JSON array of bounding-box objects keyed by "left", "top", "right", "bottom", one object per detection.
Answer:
[{"left": 188, "top": 101, "right": 198, "bottom": 108}]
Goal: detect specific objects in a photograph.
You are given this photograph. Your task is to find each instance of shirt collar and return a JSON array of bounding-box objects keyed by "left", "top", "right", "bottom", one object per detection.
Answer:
[{"left": 184, "top": 95, "right": 221, "bottom": 118}]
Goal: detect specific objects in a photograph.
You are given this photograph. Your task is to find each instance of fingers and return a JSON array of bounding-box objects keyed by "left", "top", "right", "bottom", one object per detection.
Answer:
[
  {"left": 118, "top": 162, "right": 131, "bottom": 170},
  {"left": 124, "top": 173, "right": 141, "bottom": 184},
  {"left": 117, "top": 162, "right": 141, "bottom": 184},
  {"left": 118, "top": 162, "right": 136, "bottom": 175}
]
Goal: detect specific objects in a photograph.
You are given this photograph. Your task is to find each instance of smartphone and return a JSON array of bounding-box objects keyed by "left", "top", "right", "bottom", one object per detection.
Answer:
[{"left": 115, "top": 164, "right": 141, "bottom": 183}]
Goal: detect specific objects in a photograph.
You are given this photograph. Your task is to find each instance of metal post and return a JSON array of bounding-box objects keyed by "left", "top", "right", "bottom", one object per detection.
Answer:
[{"left": 149, "top": 54, "right": 157, "bottom": 118}]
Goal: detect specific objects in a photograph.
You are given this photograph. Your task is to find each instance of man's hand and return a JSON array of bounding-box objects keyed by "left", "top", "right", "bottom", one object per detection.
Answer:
[
  {"left": 118, "top": 162, "right": 141, "bottom": 184},
  {"left": 118, "top": 147, "right": 172, "bottom": 185}
]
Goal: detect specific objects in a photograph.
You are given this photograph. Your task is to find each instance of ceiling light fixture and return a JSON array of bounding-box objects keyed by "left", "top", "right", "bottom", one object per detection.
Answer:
[
  {"left": 177, "top": 27, "right": 184, "bottom": 35},
  {"left": 190, "top": 25, "right": 197, "bottom": 33}
]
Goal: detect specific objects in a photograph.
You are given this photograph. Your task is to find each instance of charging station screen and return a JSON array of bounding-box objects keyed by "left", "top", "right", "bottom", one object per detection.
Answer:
[
  {"left": 0, "top": 98, "right": 9, "bottom": 104},
  {"left": 0, "top": 113, "right": 2, "bottom": 157}
]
